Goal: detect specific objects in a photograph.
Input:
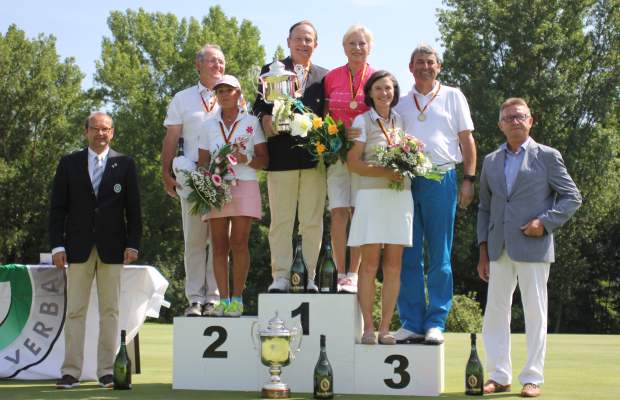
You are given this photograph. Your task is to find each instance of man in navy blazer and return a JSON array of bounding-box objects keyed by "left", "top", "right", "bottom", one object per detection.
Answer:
[
  {"left": 49, "top": 112, "right": 141, "bottom": 389},
  {"left": 477, "top": 98, "right": 581, "bottom": 398}
]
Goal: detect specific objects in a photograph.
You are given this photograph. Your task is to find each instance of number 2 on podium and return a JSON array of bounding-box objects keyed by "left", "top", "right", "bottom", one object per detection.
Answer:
[{"left": 291, "top": 302, "right": 309, "bottom": 335}]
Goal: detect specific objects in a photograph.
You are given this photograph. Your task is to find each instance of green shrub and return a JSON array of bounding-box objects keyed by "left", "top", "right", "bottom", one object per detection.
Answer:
[{"left": 446, "top": 292, "right": 483, "bottom": 333}]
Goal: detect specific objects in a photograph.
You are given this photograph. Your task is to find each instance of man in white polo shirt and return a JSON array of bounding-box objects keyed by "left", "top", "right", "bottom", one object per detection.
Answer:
[
  {"left": 394, "top": 44, "right": 477, "bottom": 344},
  {"left": 161, "top": 44, "right": 225, "bottom": 316}
]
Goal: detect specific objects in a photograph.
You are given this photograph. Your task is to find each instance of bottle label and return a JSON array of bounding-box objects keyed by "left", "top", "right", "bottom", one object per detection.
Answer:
[
  {"left": 466, "top": 374, "right": 478, "bottom": 388},
  {"left": 291, "top": 273, "right": 302, "bottom": 286},
  {"left": 319, "top": 378, "right": 331, "bottom": 392}
]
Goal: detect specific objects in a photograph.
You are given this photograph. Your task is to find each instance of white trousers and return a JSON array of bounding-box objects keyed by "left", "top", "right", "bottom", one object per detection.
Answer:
[
  {"left": 267, "top": 168, "right": 326, "bottom": 280},
  {"left": 482, "top": 250, "right": 550, "bottom": 386},
  {"left": 180, "top": 195, "right": 219, "bottom": 304}
]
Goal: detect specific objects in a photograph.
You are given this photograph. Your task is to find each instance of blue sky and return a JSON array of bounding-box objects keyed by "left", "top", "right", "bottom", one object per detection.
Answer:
[{"left": 1, "top": 0, "right": 445, "bottom": 90}]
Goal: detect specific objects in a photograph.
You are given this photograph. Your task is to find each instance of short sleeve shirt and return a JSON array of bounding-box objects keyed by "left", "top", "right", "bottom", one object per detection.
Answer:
[
  {"left": 394, "top": 81, "right": 474, "bottom": 167},
  {"left": 198, "top": 110, "right": 266, "bottom": 181},
  {"left": 164, "top": 82, "right": 219, "bottom": 162},
  {"left": 324, "top": 64, "right": 375, "bottom": 128}
]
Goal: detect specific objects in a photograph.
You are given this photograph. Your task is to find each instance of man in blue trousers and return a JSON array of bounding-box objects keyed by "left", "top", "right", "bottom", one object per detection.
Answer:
[{"left": 394, "top": 44, "right": 477, "bottom": 344}]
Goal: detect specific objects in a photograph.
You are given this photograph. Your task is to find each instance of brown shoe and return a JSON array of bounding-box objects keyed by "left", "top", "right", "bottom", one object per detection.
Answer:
[
  {"left": 483, "top": 379, "right": 511, "bottom": 394},
  {"left": 521, "top": 383, "right": 541, "bottom": 397}
]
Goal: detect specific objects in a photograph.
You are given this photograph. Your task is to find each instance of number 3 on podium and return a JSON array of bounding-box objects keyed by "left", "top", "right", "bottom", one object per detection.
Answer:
[{"left": 384, "top": 354, "right": 411, "bottom": 389}]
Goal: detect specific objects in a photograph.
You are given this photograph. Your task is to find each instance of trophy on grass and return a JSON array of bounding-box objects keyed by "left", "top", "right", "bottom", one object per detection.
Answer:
[
  {"left": 251, "top": 311, "right": 302, "bottom": 399},
  {"left": 255, "top": 59, "right": 301, "bottom": 135}
]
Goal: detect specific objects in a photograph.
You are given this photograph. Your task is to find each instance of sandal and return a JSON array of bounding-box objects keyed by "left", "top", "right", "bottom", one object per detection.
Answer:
[
  {"left": 361, "top": 331, "right": 377, "bottom": 345},
  {"left": 378, "top": 332, "right": 396, "bottom": 345}
]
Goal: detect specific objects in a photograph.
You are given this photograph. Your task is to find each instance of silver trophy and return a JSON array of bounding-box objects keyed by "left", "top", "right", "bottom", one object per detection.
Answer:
[
  {"left": 257, "top": 60, "right": 300, "bottom": 134},
  {"left": 251, "top": 311, "right": 302, "bottom": 399}
]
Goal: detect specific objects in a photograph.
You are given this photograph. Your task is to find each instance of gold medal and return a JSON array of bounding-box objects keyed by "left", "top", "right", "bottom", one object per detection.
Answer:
[
  {"left": 417, "top": 113, "right": 427, "bottom": 122},
  {"left": 349, "top": 100, "right": 358, "bottom": 110}
]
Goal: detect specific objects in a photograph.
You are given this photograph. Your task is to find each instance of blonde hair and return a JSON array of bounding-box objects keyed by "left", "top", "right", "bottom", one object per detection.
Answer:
[{"left": 342, "top": 24, "right": 374, "bottom": 49}]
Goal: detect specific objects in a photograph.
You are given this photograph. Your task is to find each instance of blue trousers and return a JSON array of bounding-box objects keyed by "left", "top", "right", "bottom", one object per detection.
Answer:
[{"left": 398, "top": 169, "right": 457, "bottom": 333}]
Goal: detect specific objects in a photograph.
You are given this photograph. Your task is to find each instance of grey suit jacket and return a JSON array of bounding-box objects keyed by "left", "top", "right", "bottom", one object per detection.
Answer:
[{"left": 477, "top": 138, "right": 581, "bottom": 263}]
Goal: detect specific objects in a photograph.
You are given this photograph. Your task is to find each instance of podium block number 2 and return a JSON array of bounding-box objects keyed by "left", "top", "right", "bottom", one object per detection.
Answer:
[
  {"left": 291, "top": 302, "right": 309, "bottom": 335},
  {"left": 384, "top": 354, "right": 411, "bottom": 389},
  {"left": 203, "top": 326, "right": 228, "bottom": 358}
]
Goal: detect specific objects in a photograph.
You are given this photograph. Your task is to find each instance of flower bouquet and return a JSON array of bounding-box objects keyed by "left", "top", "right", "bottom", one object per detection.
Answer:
[
  {"left": 290, "top": 113, "right": 350, "bottom": 166},
  {"left": 180, "top": 143, "right": 238, "bottom": 215},
  {"left": 375, "top": 129, "right": 445, "bottom": 190}
]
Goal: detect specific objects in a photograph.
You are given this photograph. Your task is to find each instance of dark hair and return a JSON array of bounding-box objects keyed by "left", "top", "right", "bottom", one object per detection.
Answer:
[
  {"left": 363, "top": 70, "right": 400, "bottom": 109},
  {"left": 288, "top": 20, "right": 318, "bottom": 41}
]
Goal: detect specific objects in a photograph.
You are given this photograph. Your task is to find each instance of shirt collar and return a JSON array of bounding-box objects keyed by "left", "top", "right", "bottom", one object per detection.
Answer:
[
  {"left": 501, "top": 136, "right": 532, "bottom": 155},
  {"left": 216, "top": 108, "right": 245, "bottom": 125},
  {"left": 411, "top": 80, "right": 440, "bottom": 97},
  {"left": 198, "top": 81, "right": 214, "bottom": 97},
  {"left": 369, "top": 107, "right": 394, "bottom": 124},
  {"left": 88, "top": 147, "right": 110, "bottom": 161}
]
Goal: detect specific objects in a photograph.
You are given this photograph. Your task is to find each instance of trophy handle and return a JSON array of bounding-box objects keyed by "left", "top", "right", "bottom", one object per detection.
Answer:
[
  {"left": 251, "top": 321, "right": 260, "bottom": 350},
  {"left": 288, "top": 324, "right": 303, "bottom": 360}
]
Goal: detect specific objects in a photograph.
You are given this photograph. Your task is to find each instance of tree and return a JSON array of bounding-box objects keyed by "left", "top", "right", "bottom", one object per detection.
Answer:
[
  {"left": 0, "top": 25, "right": 93, "bottom": 263},
  {"left": 437, "top": 0, "right": 620, "bottom": 332},
  {"left": 94, "top": 7, "right": 265, "bottom": 319}
]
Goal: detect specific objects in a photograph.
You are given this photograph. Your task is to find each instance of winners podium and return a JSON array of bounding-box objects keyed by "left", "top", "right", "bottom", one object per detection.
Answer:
[{"left": 173, "top": 294, "right": 444, "bottom": 396}]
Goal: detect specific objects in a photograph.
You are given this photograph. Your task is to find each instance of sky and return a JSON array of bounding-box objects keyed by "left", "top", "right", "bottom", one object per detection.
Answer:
[{"left": 1, "top": 0, "right": 446, "bottom": 91}]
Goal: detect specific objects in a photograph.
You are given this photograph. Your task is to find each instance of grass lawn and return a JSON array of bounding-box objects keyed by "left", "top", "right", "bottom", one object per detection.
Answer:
[{"left": 1, "top": 322, "right": 618, "bottom": 399}]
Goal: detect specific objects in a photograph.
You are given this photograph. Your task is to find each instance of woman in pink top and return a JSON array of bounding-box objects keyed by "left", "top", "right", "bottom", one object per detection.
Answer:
[{"left": 323, "top": 25, "right": 375, "bottom": 294}]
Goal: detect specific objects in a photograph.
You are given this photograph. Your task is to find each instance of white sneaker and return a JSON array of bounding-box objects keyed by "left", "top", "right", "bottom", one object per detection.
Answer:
[
  {"left": 268, "top": 277, "right": 290, "bottom": 293},
  {"left": 306, "top": 279, "right": 318, "bottom": 293},
  {"left": 337, "top": 276, "right": 358, "bottom": 293},
  {"left": 393, "top": 327, "right": 425, "bottom": 343},
  {"left": 425, "top": 327, "right": 445, "bottom": 345}
]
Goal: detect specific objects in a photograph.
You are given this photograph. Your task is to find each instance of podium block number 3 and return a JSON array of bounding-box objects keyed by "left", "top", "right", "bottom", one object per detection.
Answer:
[
  {"left": 291, "top": 302, "right": 309, "bottom": 335},
  {"left": 203, "top": 326, "right": 228, "bottom": 358},
  {"left": 384, "top": 354, "right": 410, "bottom": 389}
]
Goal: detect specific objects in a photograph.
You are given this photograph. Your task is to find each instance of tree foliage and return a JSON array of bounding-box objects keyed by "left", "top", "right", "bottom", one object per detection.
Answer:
[
  {"left": 438, "top": 0, "right": 620, "bottom": 332},
  {"left": 94, "top": 7, "right": 265, "bottom": 319},
  {"left": 0, "top": 25, "right": 93, "bottom": 263}
]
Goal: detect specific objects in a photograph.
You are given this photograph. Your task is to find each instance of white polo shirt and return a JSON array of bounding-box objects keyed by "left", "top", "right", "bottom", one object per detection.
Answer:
[
  {"left": 198, "top": 109, "right": 266, "bottom": 181},
  {"left": 164, "top": 82, "right": 220, "bottom": 162},
  {"left": 394, "top": 81, "right": 474, "bottom": 168}
]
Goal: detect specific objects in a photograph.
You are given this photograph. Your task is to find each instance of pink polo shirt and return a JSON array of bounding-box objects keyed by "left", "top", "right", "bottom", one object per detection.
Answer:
[{"left": 324, "top": 63, "right": 375, "bottom": 128}]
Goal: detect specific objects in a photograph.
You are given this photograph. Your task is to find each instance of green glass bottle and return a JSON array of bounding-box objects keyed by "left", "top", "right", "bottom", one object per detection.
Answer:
[
  {"left": 465, "top": 333, "right": 483, "bottom": 395},
  {"left": 319, "top": 243, "right": 337, "bottom": 293},
  {"left": 313, "top": 334, "right": 334, "bottom": 399},
  {"left": 113, "top": 330, "right": 132, "bottom": 390},
  {"left": 289, "top": 235, "right": 307, "bottom": 293}
]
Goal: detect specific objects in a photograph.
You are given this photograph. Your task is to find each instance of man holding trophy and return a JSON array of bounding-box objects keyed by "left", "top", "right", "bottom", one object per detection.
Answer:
[{"left": 252, "top": 20, "right": 328, "bottom": 293}]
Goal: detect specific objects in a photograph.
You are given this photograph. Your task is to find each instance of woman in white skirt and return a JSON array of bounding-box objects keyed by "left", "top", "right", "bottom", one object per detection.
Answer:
[
  {"left": 347, "top": 70, "right": 413, "bottom": 345},
  {"left": 198, "top": 75, "right": 268, "bottom": 317}
]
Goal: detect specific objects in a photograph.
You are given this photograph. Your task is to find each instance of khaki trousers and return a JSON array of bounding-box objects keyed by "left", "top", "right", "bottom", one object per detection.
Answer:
[
  {"left": 267, "top": 168, "right": 326, "bottom": 280},
  {"left": 62, "top": 247, "right": 122, "bottom": 379},
  {"left": 180, "top": 195, "right": 219, "bottom": 304}
]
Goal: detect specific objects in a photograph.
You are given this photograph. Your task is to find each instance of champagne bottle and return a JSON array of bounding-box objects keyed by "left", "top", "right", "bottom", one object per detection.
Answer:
[
  {"left": 318, "top": 243, "right": 337, "bottom": 293},
  {"left": 465, "top": 333, "right": 483, "bottom": 395},
  {"left": 177, "top": 137, "right": 184, "bottom": 156},
  {"left": 313, "top": 334, "right": 334, "bottom": 399},
  {"left": 113, "top": 330, "right": 132, "bottom": 390},
  {"left": 289, "top": 235, "right": 307, "bottom": 293}
]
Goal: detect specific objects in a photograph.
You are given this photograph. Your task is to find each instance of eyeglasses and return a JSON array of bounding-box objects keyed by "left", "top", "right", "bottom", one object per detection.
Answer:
[
  {"left": 501, "top": 114, "right": 530, "bottom": 123},
  {"left": 88, "top": 126, "right": 113, "bottom": 134}
]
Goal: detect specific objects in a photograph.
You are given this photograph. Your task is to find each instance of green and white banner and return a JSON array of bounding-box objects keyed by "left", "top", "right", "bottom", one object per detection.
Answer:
[{"left": 0, "top": 264, "right": 168, "bottom": 380}]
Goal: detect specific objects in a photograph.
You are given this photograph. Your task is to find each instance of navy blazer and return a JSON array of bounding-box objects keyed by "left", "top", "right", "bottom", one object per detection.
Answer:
[{"left": 49, "top": 148, "right": 142, "bottom": 264}]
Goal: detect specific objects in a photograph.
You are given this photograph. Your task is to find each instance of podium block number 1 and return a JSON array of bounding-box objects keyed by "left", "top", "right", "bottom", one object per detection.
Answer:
[
  {"left": 384, "top": 354, "right": 411, "bottom": 389},
  {"left": 291, "top": 302, "right": 309, "bottom": 335},
  {"left": 203, "top": 326, "right": 227, "bottom": 359}
]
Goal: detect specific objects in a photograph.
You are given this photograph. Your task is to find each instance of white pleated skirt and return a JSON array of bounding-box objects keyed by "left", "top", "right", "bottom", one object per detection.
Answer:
[{"left": 347, "top": 188, "right": 413, "bottom": 246}]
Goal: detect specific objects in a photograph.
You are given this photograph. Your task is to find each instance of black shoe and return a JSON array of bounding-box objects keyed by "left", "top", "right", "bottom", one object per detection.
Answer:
[
  {"left": 98, "top": 374, "right": 114, "bottom": 388},
  {"left": 56, "top": 374, "right": 80, "bottom": 389}
]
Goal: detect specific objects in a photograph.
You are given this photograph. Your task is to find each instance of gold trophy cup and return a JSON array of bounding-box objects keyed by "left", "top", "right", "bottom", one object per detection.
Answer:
[{"left": 251, "top": 311, "right": 302, "bottom": 399}]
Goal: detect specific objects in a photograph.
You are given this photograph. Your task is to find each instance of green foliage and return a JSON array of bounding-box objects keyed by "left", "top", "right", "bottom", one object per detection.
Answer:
[
  {"left": 0, "top": 25, "right": 94, "bottom": 264},
  {"left": 273, "top": 45, "right": 286, "bottom": 61},
  {"left": 94, "top": 7, "right": 265, "bottom": 320},
  {"left": 446, "top": 292, "right": 483, "bottom": 333},
  {"left": 439, "top": 0, "right": 620, "bottom": 333}
]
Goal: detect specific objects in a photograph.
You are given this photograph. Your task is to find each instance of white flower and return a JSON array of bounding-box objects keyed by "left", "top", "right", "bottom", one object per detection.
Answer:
[{"left": 290, "top": 113, "right": 312, "bottom": 137}]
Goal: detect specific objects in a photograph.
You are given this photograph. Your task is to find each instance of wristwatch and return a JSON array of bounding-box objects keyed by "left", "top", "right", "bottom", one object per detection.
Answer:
[{"left": 463, "top": 174, "right": 476, "bottom": 183}]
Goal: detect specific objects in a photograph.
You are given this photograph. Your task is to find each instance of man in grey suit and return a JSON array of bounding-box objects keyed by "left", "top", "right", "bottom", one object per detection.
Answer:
[{"left": 477, "top": 98, "right": 581, "bottom": 398}]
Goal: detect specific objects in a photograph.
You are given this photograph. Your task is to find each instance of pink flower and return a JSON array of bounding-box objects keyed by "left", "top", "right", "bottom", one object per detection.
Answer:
[
  {"left": 211, "top": 174, "right": 222, "bottom": 186},
  {"left": 227, "top": 154, "right": 238, "bottom": 166},
  {"left": 402, "top": 144, "right": 411, "bottom": 153},
  {"left": 215, "top": 156, "right": 222, "bottom": 164},
  {"left": 246, "top": 126, "right": 254, "bottom": 134},
  {"left": 227, "top": 166, "right": 236, "bottom": 176}
]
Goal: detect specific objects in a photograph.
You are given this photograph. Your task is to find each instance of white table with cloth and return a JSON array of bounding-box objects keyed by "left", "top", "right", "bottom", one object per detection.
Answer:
[{"left": 0, "top": 264, "right": 169, "bottom": 380}]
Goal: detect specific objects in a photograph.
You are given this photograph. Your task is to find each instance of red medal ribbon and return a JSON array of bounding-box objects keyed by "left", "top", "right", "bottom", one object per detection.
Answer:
[
  {"left": 376, "top": 118, "right": 395, "bottom": 145},
  {"left": 348, "top": 63, "right": 368, "bottom": 102},
  {"left": 219, "top": 120, "right": 240, "bottom": 144},
  {"left": 413, "top": 83, "right": 442, "bottom": 117}
]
